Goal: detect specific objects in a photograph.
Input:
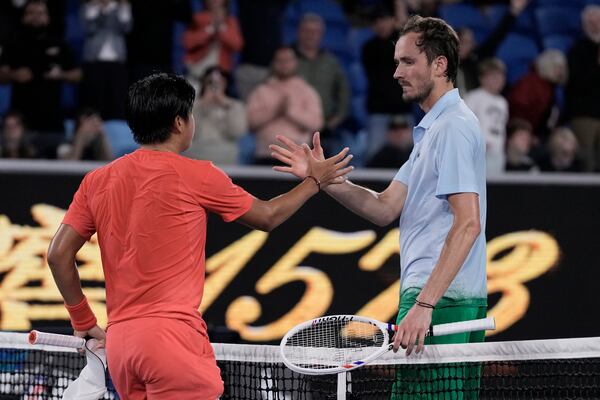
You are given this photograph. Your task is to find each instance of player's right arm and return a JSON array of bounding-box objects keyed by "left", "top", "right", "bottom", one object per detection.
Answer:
[
  {"left": 270, "top": 132, "right": 408, "bottom": 226},
  {"left": 236, "top": 146, "right": 354, "bottom": 232}
]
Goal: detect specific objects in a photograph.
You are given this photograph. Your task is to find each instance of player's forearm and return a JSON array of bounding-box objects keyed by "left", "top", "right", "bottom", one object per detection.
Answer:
[
  {"left": 325, "top": 181, "right": 394, "bottom": 226},
  {"left": 47, "top": 257, "right": 86, "bottom": 306},
  {"left": 416, "top": 219, "right": 481, "bottom": 306},
  {"left": 251, "top": 179, "right": 319, "bottom": 231}
]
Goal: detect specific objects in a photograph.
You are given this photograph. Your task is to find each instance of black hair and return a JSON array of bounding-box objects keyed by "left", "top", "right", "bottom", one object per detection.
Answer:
[
  {"left": 125, "top": 73, "right": 195, "bottom": 145},
  {"left": 399, "top": 15, "right": 460, "bottom": 85}
]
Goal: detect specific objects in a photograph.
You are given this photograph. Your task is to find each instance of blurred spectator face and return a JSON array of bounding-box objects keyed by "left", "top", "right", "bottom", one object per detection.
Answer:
[
  {"left": 2, "top": 115, "right": 25, "bottom": 143},
  {"left": 582, "top": 6, "right": 600, "bottom": 43},
  {"left": 393, "top": 32, "right": 435, "bottom": 104},
  {"left": 507, "top": 128, "right": 533, "bottom": 155},
  {"left": 549, "top": 128, "right": 578, "bottom": 165},
  {"left": 23, "top": 2, "right": 50, "bottom": 29},
  {"left": 536, "top": 50, "right": 568, "bottom": 85},
  {"left": 272, "top": 48, "right": 298, "bottom": 79},
  {"left": 298, "top": 17, "right": 324, "bottom": 51},
  {"left": 206, "top": 0, "right": 226, "bottom": 11},
  {"left": 458, "top": 28, "right": 475, "bottom": 61},
  {"left": 373, "top": 15, "right": 396, "bottom": 39},
  {"left": 480, "top": 70, "right": 506, "bottom": 95},
  {"left": 77, "top": 112, "right": 103, "bottom": 134},
  {"left": 204, "top": 69, "right": 227, "bottom": 95}
]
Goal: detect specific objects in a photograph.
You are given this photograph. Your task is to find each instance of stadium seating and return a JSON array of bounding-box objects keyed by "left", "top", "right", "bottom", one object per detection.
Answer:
[
  {"left": 496, "top": 33, "right": 540, "bottom": 84},
  {"left": 103, "top": 120, "right": 139, "bottom": 157}
]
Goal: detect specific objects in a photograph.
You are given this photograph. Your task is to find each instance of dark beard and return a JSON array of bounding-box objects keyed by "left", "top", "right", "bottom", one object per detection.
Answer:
[{"left": 402, "top": 81, "right": 434, "bottom": 104}]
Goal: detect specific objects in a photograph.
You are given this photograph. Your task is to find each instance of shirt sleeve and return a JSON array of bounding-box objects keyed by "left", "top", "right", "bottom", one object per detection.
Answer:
[
  {"left": 435, "top": 123, "right": 481, "bottom": 198},
  {"left": 62, "top": 174, "right": 96, "bottom": 240},
  {"left": 393, "top": 158, "right": 412, "bottom": 185},
  {"left": 188, "top": 162, "right": 254, "bottom": 222}
]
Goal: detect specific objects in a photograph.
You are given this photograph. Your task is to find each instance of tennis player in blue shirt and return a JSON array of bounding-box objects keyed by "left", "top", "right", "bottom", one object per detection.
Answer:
[{"left": 271, "top": 14, "right": 486, "bottom": 359}]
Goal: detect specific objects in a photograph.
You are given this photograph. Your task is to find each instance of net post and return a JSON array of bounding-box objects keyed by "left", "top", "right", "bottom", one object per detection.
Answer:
[{"left": 337, "top": 371, "right": 347, "bottom": 400}]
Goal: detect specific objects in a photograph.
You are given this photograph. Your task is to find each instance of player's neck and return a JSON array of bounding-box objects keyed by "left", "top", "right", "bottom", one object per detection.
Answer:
[
  {"left": 141, "top": 140, "right": 182, "bottom": 154},
  {"left": 419, "top": 81, "right": 455, "bottom": 113}
]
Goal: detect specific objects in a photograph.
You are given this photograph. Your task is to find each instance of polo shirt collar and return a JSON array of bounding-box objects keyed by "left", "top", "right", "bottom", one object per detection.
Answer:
[{"left": 413, "top": 88, "right": 460, "bottom": 143}]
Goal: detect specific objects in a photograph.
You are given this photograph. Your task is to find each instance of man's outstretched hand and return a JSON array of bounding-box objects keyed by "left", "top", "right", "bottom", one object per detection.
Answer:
[{"left": 270, "top": 132, "right": 348, "bottom": 185}]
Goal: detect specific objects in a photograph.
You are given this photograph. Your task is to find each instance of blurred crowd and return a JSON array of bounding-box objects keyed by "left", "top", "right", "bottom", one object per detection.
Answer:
[{"left": 0, "top": 0, "right": 599, "bottom": 173}]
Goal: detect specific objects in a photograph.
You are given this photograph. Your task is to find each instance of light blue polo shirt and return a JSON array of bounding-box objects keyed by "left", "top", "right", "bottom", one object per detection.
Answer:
[{"left": 394, "top": 89, "right": 487, "bottom": 303}]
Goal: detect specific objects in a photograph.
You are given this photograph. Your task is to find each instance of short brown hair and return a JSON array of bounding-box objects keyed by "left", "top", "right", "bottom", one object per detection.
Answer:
[{"left": 399, "top": 16, "right": 460, "bottom": 84}]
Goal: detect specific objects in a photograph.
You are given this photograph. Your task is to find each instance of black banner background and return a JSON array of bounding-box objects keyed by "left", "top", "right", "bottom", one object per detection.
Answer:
[{"left": 1, "top": 170, "right": 599, "bottom": 343}]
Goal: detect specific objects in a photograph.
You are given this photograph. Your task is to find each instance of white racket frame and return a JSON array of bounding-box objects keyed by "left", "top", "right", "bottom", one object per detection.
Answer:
[{"left": 280, "top": 315, "right": 495, "bottom": 375}]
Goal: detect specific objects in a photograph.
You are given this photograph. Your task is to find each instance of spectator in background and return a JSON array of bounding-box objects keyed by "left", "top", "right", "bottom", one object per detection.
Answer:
[
  {"left": 505, "top": 118, "right": 538, "bottom": 172},
  {"left": 366, "top": 115, "right": 413, "bottom": 169},
  {"left": 566, "top": 5, "right": 600, "bottom": 172},
  {"left": 182, "top": 0, "right": 243, "bottom": 89},
  {"left": 183, "top": 66, "right": 247, "bottom": 165},
  {"left": 80, "top": 0, "right": 132, "bottom": 120},
  {"left": 294, "top": 13, "right": 350, "bottom": 155},
  {"left": 465, "top": 58, "right": 509, "bottom": 176},
  {"left": 538, "top": 127, "right": 583, "bottom": 173},
  {"left": 362, "top": 4, "right": 412, "bottom": 163},
  {"left": 235, "top": 0, "right": 289, "bottom": 101},
  {"left": 456, "top": 0, "right": 530, "bottom": 95},
  {"left": 0, "top": 0, "right": 81, "bottom": 158},
  {"left": 58, "top": 107, "right": 112, "bottom": 161},
  {"left": 127, "top": 0, "right": 191, "bottom": 81},
  {"left": 247, "top": 46, "right": 322, "bottom": 165},
  {"left": 508, "top": 49, "right": 567, "bottom": 142},
  {"left": 0, "top": 111, "right": 35, "bottom": 159}
]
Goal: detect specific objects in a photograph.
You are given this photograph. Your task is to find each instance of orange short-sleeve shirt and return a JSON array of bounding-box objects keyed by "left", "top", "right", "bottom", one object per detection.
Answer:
[{"left": 63, "top": 149, "right": 253, "bottom": 335}]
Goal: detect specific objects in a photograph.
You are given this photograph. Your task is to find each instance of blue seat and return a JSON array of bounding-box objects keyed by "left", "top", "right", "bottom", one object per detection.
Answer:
[
  {"left": 543, "top": 34, "right": 577, "bottom": 53},
  {"left": 0, "top": 85, "right": 11, "bottom": 117},
  {"left": 511, "top": 7, "right": 537, "bottom": 36},
  {"left": 538, "top": 0, "right": 586, "bottom": 5},
  {"left": 348, "top": 27, "right": 375, "bottom": 61},
  {"left": 351, "top": 95, "right": 368, "bottom": 129},
  {"left": 104, "top": 120, "right": 138, "bottom": 158},
  {"left": 172, "top": 22, "right": 187, "bottom": 75},
  {"left": 496, "top": 33, "right": 540, "bottom": 84},
  {"left": 346, "top": 62, "right": 367, "bottom": 96},
  {"left": 439, "top": 3, "right": 489, "bottom": 43},
  {"left": 536, "top": 6, "right": 582, "bottom": 37},
  {"left": 237, "top": 133, "right": 256, "bottom": 165}
]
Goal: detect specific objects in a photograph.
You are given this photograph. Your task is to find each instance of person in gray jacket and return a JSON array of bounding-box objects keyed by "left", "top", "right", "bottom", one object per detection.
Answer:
[{"left": 80, "top": 0, "right": 132, "bottom": 119}]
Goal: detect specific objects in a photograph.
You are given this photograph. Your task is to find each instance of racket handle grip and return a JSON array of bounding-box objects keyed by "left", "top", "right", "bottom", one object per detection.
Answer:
[
  {"left": 29, "top": 330, "right": 86, "bottom": 349},
  {"left": 431, "top": 317, "right": 496, "bottom": 337}
]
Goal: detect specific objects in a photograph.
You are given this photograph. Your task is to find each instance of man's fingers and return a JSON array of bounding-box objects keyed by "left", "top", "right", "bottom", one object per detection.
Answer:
[
  {"left": 276, "top": 135, "right": 300, "bottom": 150},
  {"left": 330, "top": 166, "right": 354, "bottom": 181},
  {"left": 328, "top": 147, "right": 349, "bottom": 164},
  {"left": 392, "top": 330, "right": 404, "bottom": 353},
  {"left": 269, "top": 144, "right": 293, "bottom": 159},
  {"left": 416, "top": 330, "right": 426, "bottom": 354},
  {"left": 335, "top": 154, "right": 354, "bottom": 168},
  {"left": 272, "top": 166, "right": 293, "bottom": 173},
  {"left": 271, "top": 151, "right": 292, "bottom": 165},
  {"left": 405, "top": 332, "right": 417, "bottom": 356}
]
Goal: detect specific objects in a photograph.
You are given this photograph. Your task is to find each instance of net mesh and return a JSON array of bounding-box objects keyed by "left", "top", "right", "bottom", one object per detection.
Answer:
[{"left": 1, "top": 333, "right": 600, "bottom": 399}]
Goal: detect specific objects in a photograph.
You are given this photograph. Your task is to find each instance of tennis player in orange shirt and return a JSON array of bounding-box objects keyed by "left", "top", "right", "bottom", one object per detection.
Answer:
[{"left": 46, "top": 73, "right": 353, "bottom": 400}]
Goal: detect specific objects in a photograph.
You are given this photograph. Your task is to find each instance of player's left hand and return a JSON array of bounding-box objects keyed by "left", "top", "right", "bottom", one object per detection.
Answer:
[
  {"left": 74, "top": 324, "right": 106, "bottom": 348},
  {"left": 392, "top": 305, "right": 432, "bottom": 356}
]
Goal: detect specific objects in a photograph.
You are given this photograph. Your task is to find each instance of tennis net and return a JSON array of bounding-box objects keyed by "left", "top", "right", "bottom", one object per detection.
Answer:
[{"left": 1, "top": 332, "right": 599, "bottom": 399}]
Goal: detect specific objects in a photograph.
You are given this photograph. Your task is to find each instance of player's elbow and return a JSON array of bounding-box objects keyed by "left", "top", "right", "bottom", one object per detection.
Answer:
[
  {"left": 462, "top": 217, "right": 481, "bottom": 239},
  {"left": 46, "top": 242, "right": 66, "bottom": 269}
]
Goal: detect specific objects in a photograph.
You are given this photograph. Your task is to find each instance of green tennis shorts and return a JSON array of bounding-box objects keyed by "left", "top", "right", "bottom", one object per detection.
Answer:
[{"left": 390, "top": 289, "right": 487, "bottom": 400}]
